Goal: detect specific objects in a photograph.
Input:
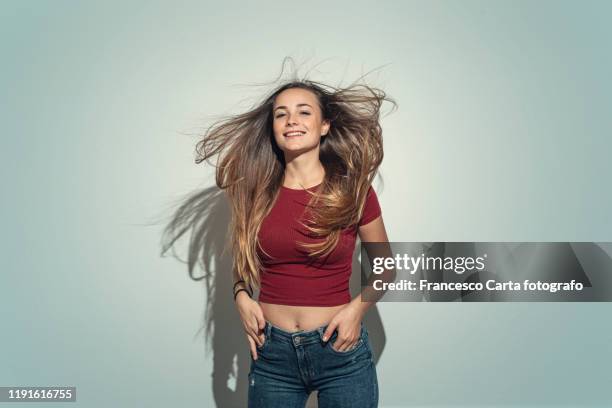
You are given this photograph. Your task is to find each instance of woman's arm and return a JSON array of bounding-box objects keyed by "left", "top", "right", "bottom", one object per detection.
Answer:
[
  {"left": 232, "top": 268, "right": 266, "bottom": 360},
  {"left": 321, "top": 215, "right": 395, "bottom": 351},
  {"left": 351, "top": 215, "right": 395, "bottom": 314},
  {"left": 232, "top": 267, "right": 250, "bottom": 297}
]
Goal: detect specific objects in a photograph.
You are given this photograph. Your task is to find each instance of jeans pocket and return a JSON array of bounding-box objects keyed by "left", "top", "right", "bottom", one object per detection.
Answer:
[
  {"left": 328, "top": 338, "right": 364, "bottom": 356},
  {"left": 255, "top": 322, "right": 270, "bottom": 353},
  {"left": 327, "top": 329, "right": 365, "bottom": 356},
  {"left": 256, "top": 334, "right": 268, "bottom": 352}
]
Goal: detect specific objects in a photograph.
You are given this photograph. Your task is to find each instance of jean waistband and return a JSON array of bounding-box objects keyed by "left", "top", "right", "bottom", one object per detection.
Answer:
[{"left": 263, "top": 320, "right": 364, "bottom": 346}]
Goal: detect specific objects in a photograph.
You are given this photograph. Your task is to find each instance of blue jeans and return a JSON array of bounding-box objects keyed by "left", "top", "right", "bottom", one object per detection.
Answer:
[{"left": 248, "top": 321, "right": 378, "bottom": 407}]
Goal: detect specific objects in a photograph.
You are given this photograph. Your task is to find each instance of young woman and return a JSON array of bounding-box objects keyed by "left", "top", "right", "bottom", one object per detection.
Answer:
[{"left": 196, "top": 77, "right": 394, "bottom": 407}]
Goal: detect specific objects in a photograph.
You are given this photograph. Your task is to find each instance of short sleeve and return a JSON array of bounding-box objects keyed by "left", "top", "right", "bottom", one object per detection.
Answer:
[{"left": 358, "top": 186, "right": 382, "bottom": 227}]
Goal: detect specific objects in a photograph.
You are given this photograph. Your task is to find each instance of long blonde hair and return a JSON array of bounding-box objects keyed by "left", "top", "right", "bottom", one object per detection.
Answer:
[{"left": 195, "top": 77, "right": 396, "bottom": 290}]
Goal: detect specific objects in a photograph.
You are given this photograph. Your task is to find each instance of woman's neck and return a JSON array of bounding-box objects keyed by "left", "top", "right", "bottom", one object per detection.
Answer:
[{"left": 282, "top": 157, "right": 325, "bottom": 189}]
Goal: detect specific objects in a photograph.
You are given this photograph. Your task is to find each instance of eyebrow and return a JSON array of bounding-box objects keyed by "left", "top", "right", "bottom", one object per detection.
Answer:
[{"left": 273, "top": 103, "right": 313, "bottom": 112}]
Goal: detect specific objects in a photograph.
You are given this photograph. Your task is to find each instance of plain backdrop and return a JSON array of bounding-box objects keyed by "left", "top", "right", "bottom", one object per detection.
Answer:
[{"left": 2, "top": 1, "right": 611, "bottom": 407}]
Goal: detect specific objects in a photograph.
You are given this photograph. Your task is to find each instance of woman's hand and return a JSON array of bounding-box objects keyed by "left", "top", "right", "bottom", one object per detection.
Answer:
[
  {"left": 235, "top": 291, "right": 266, "bottom": 360},
  {"left": 321, "top": 302, "right": 365, "bottom": 352}
]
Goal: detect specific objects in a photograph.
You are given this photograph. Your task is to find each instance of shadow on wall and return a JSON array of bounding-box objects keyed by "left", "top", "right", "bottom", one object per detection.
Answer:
[{"left": 160, "top": 186, "right": 387, "bottom": 408}]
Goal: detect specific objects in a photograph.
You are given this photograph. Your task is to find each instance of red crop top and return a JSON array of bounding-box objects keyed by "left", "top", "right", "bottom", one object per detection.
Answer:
[{"left": 257, "top": 184, "right": 382, "bottom": 306}]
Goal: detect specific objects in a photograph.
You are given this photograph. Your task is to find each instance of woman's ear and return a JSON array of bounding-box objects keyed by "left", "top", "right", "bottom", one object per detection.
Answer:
[{"left": 321, "top": 119, "right": 331, "bottom": 136}]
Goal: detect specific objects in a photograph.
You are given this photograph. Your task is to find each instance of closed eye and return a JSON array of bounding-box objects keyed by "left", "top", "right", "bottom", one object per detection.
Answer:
[{"left": 275, "top": 111, "right": 311, "bottom": 118}]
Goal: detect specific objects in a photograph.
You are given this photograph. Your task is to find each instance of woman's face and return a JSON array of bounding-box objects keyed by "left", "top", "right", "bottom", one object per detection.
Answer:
[{"left": 272, "top": 88, "right": 330, "bottom": 156}]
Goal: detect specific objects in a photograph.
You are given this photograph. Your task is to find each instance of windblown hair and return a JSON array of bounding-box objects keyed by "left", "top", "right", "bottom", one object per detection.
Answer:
[{"left": 196, "top": 78, "right": 396, "bottom": 290}]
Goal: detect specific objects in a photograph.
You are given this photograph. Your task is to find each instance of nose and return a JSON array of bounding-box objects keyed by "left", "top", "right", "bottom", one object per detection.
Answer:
[{"left": 285, "top": 113, "right": 298, "bottom": 126}]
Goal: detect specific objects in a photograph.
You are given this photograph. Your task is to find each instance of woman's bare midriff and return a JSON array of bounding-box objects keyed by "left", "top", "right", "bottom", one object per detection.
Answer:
[{"left": 259, "top": 301, "right": 347, "bottom": 333}]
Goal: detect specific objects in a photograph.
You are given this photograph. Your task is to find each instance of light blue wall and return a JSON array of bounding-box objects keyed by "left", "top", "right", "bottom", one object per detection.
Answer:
[{"left": 2, "top": 1, "right": 611, "bottom": 406}]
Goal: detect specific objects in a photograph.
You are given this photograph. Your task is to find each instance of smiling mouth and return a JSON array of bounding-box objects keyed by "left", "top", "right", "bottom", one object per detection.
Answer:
[{"left": 284, "top": 131, "right": 306, "bottom": 137}]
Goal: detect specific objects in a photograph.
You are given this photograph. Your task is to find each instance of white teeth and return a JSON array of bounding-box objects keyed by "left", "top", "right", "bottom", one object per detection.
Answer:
[{"left": 285, "top": 131, "right": 305, "bottom": 137}]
